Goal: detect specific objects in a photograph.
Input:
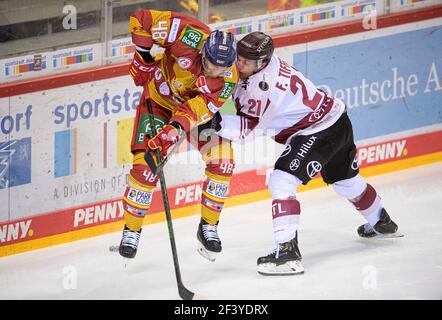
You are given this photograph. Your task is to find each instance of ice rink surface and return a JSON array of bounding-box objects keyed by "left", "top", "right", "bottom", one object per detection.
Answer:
[{"left": 1, "top": 162, "right": 441, "bottom": 300}]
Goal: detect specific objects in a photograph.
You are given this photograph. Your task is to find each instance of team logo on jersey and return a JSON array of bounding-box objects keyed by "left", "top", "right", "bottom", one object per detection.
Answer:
[
  {"left": 206, "top": 181, "right": 228, "bottom": 199},
  {"left": 197, "top": 76, "right": 211, "bottom": 94},
  {"left": 289, "top": 159, "right": 300, "bottom": 171},
  {"left": 306, "top": 161, "right": 322, "bottom": 178},
  {"left": 219, "top": 82, "right": 235, "bottom": 101},
  {"left": 159, "top": 82, "right": 170, "bottom": 96},
  {"left": 126, "top": 187, "right": 152, "bottom": 207},
  {"left": 180, "top": 26, "right": 204, "bottom": 49},
  {"left": 177, "top": 56, "right": 193, "bottom": 69}
]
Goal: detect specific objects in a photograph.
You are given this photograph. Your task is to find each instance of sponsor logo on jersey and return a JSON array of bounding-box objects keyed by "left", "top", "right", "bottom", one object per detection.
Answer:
[
  {"left": 177, "top": 56, "right": 192, "bottom": 69},
  {"left": 219, "top": 82, "right": 235, "bottom": 101},
  {"left": 180, "top": 26, "right": 203, "bottom": 49},
  {"left": 168, "top": 18, "right": 181, "bottom": 43},
  {"left": 159, "top": 82, "right": 170, "bottom": 96},
  {"left": 280, "top": 144, "right": 292, "bottom": 157},
  {"left": 126, "top": 187, "right": 152, "bottom": 206},
  {"left": 221, "top": 70, "right": 233, "bottom": 78},
  {"left": 203, "top": 198, "right": 224, "bottom": 212},
  {"left": 0, "top": 219, "right": 33, "bottom": 243},
  {"left": 306, "top": 160, "right": 322, "bottom": 178},
  {"left": 289, "top": 158, "right": 300, "bottom": 171},
  {"left": 206, "top": 180, "right": 228, "bottom": 199},
  {"left": 197, "top": 76, "right": 211, "bottom": 94},
  {"left": 296, "top": 136, "right": 317, "bottom": 159},
  {"left": 124, "top": 204, "right": 148, "bottom": 217},
  {"left": 351, "top": 154, "right": 359, "bottom": 170},
  {"left": 155, "top": 68, "right": 162, "bottom": 80},
  {"left": 241, "top": 78, "right": 250, "bottom": 90},
  {"left": 309, "top": 106, "right": 326, "bottom": 123},
  {"left": 207, "top": 102, "right": 220, "bottom": 113},
  {"left": 172, "top": 80, "right": 183, "bottom": 89}
]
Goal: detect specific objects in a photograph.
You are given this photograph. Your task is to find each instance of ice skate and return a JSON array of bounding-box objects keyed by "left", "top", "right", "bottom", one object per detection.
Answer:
[
  {"left": 119, "top": 225, "right": 142, "bottom": 259},
  {"left": 257, "top": 235, "right": 304, "bottom": 275},
  {"left": 197, "top": 219, "right": 222, "bottom": 262},
  {"left": 358, "top": 208, "right": 403, "bottom": 238}
]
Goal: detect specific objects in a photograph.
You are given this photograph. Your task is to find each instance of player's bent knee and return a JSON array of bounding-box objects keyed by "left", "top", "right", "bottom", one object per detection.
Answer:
[
  {"left": 268, "top": 169, "right": 302, "bottom": 199},
  {"left": 333, "top": 174, "right": 367, "bottom": 199},
  {"left": 123, "top": 162, "right": 157, "bottom": 218}
]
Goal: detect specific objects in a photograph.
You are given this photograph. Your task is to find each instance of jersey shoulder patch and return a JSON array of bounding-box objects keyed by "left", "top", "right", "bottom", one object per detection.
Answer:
[{"left": 179, "top": 25, "right": 208, "bottom": 50}]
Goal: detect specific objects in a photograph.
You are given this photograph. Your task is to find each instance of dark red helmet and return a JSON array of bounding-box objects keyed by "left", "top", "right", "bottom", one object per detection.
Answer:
[{"left": 237, "top": 32, "right": 274, "bottom": 63}]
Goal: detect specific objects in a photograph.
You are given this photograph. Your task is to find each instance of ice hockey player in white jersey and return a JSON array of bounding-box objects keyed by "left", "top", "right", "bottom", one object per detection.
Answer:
[{"left": 215, "top": 32, "right": 403, "bottom": 276}]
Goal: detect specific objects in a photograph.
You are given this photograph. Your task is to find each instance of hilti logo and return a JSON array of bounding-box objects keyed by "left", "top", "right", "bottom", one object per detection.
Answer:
[
  {"left": 296, "top": 136, "right": 317, "bottom": 159},
  {"left": 175, "top": 184, "right": 202, "bottom": 205},
  {"left": 73, "top": 201, "right": 124, "bottom": 227},
  {"left": 358, "top": 140, "right": 407, "bottom": 165},
  {"left": 0, "top": 220, "right": 32, "bottom": 243}
]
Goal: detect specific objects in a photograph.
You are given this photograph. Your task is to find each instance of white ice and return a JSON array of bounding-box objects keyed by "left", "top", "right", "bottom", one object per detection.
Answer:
[{"left": 1, "top": 162, "right": 441, "bottom": 300}]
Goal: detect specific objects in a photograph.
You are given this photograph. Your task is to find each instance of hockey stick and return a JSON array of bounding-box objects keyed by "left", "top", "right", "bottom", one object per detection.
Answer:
[
  {"left": 145, "top": 99, "right": 195, "bottom": 301},
  {"left": 144, "top": 129, "right": 186, "bottom": 176}
]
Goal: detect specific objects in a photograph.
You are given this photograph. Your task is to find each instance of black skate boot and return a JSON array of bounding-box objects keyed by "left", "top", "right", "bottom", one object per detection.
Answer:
[
  {"left": 257, "top": 234, "right": 304, "bottom": 275},
  {"left": 358, "top": 208, "right": 403, "bottom": 238},
  {"left": 119, "top": 225, "right": 142, "bottom": 259},
  {"left": 197, "top": 218, "right": 222, "bottom": 262}
]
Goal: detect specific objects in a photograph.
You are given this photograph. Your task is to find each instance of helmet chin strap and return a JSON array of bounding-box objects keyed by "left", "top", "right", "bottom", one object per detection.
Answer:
[{"left": 251, "top": 59, "right": 267, "bottom": 76}]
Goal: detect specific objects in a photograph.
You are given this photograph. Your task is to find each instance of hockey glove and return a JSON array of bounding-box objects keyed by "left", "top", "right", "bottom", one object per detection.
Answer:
[
  {"left": 147, "top": 123, "right": 183, "bottom": 157},
  {"left": 129, "top": 51, "right": 156, "bottom": 86},
  {"left": 197, "top": 112, "right": 222, "bottom": 141}
]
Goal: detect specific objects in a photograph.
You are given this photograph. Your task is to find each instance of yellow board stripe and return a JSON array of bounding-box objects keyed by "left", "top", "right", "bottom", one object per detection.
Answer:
[{"left": 1, "top": 152, "right": 441, "bottom": 257}]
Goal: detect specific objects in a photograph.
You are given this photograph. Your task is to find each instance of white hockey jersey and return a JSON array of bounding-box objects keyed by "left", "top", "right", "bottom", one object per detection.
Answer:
[{"left": 218, "top": 54, "right": 346, "bottom": 144}]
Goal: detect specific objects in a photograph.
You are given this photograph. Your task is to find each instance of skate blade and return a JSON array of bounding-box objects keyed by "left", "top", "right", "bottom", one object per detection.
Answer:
[
  {"left": 364, "top": 231, "right": 405, "bottom": 239},
  {"left": 109, "top": 245, "right": 132, "bottom": 268},
  {"left": 197, "top": 242, "right": 218, "bottom": 262},
  {"left": 257, "top": 260, "right": 304, "bottom": 276}
]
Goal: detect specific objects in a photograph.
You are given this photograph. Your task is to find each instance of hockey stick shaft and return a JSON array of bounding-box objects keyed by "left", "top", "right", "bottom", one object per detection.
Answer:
[
  {"left": 145, "top": 99, "right": 194, "bottom": 300},
  {"left": 144, "top": 129, "right": 186, "bottom": 175}
]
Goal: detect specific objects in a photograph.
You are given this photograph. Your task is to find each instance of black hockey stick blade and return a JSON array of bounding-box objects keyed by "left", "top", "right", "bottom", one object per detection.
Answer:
[{"left": 179, "top": 284, "right": 195, "bottom": 300}]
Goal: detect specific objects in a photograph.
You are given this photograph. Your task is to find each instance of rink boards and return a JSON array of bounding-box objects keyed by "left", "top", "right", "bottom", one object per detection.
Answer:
[{"left": 1, "top": 7, "right": 441, "bottom": 256}]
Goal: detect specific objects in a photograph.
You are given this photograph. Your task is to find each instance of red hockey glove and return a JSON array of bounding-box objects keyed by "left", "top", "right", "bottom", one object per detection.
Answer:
[
  {"left": 129, "top": 52, "right": 156, "bottom": 86},
  {"left": 147, "top": 124, "right": 182, "bottom": 156}
]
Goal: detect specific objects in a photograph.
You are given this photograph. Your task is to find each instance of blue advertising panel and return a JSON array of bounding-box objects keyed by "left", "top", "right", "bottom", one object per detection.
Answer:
[
  {"left": 0, "top": 137, "right": 31, "bottom": 189},
  {"left": 293, "top": 25, "right": 442, "bottom": 141}
]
